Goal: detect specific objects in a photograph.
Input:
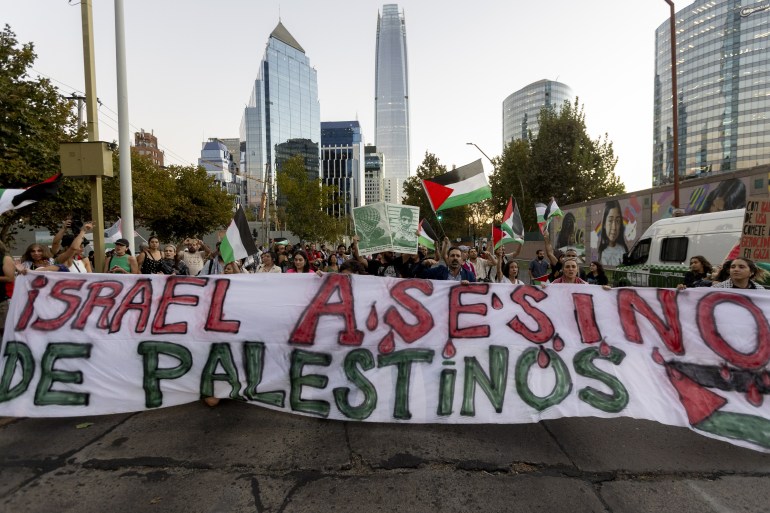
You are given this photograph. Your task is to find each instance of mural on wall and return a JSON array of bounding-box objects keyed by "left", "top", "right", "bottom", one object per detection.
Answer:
[
  {"left": 588, "top": 196, "right": 643, "bottom": 266},
  {"left": 552, "top": 206, "right": 586, "bottom": 260},
  {"left": 653, "top": 177, "right": 748, "bottom": 219}
]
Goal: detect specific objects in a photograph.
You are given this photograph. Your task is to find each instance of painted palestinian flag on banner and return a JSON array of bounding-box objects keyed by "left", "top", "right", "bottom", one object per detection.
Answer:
[
  {"left": 219, "top": 206, "right": 258, "bottom": 264},
  {"left": 0, "top": 173, "right": 63, "bottom": 216},
  {"left": 422, "top": 159, "right": 491, "bottom": 211},
  {"left": 501, "top": 196, "right": 525, "bottom": 244},
  {"left": 535, "top": 197, "right": 564, "bottom": 235},
  {"left": 418, "top": 219, "right": 437, "bottom": 250}
]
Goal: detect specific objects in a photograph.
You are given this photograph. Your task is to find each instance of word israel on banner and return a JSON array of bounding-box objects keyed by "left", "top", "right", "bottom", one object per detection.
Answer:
[{"left": 1, "top": 273, "right": 769, "bottom": 452}]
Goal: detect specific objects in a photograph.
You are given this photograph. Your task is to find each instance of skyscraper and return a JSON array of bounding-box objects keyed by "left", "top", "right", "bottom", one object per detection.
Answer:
[
  {"left": 240, "top": 21, "right": 320, "bottom": 213},
  {"left": 375, "top": 4, "right": 410, "bottom": 203},
  {"left": 321, "top": 121, "right": 365, "bottom": 217},
  {"left": 502, "top": 80, "right": 573, "bottom": 146},
  {"left": 652, "top": 0, "right": 770, "bottom": 186}
]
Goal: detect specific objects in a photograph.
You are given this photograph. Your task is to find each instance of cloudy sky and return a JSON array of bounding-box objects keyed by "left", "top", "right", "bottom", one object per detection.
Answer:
[{"left": 4, "top": 0, "right": 676, "bottom": 194}]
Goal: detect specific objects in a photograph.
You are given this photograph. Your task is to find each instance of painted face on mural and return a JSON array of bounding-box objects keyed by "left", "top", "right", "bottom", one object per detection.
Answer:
[{"left": 605, "top": 207, "right": 622, "bottom": 246}]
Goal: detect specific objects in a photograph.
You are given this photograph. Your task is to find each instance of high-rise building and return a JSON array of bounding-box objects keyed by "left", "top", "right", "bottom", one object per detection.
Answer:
[
  {"left": 198, "top": 139, "right": 243, "bottom": 207},
  {"left": 653, "top": 1, "right": 770, "bottom": 186},
  {"left": 132, "top": 129, "right": 164, "bottom": 167},
  {"left": 375, "top": 4, "right": 410, "bottom": 203},
  {"left": 502, "top": 80, "right": 573, "bottom": 146},
  {"left": 364, "top": 145, "right": 385, "bottom": 205},
  {"left": 240, "top": 21, "right": 320, "bottom": 213},
  {"left": 321, "top": 121, "right": 364, "bottom": 217}
]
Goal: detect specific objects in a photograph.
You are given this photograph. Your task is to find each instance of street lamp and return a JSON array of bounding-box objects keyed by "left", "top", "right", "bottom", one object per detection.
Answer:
[
  {"left": 664, "top": 0, "right": 680, "bottom": 210},
  {"left": 466, "top": 142, "right": 526, "bottom": 210}
]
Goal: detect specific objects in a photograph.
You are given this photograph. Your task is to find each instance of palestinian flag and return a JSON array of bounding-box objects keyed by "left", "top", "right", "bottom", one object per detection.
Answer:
[
  {"left": 219, "top": 206, "right": 258, "bottom": 264},
  {"left": 535, "top": 197, "right": 563, "bottom": 235},
  {"left": 501, "top": 196, "right": 525, "bottom": 244},
  {"left": 493, "top": 225, "right": 517, "bottom": 250},
  {"left": 422, "top": 159, "right": 491, "bottom": 211},
  {"left": 531, "top": 274, "right": 550, "bottom": 287},
  {"left": 418, "top": 219, "right": 437, "bottom": 250},
  {"left": 0, "top": 173, "right": 63, "bottom": 216}
]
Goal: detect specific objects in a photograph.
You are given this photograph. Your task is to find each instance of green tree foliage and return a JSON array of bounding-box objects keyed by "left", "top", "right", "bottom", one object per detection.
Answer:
[
  {"left": 492, "top": 98, "right": 625, "bottom": 231},
  {"left": 402, "top": 152, "right": 473, "bottom": 241},
  {"left": 141, "top": 164, "right": 233, "bottom": 240},
  {"left": 275, "top": 155, "right": 345, "bottom": 243},
  {"left": 0, "top": 25, "right": 88, "bottom": 241}
]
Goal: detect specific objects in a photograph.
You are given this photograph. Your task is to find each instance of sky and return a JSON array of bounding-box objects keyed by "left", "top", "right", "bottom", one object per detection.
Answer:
[{"left": 3, "top": 0, "right": 677, "bottom": 194}]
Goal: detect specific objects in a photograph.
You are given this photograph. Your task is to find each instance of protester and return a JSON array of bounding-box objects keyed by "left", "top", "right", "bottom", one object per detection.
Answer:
[
  {"left": 339, "top": 259, "right": 367, "bottom": 275},
  {"left": 496, "top": 250, "right": 525, "bottom": 285},
  {"left": 198, "top": 243, "right": 226, "bottom": 275},
  {"left": 256, "top": 251, "right": 282, "bottom": 273},
  {"left": 287, "top": 250, "right": 314, "bottom": 274},
  {"left": 712, "top": 258, "right": 766, "bottom": 289},
  {"left": 57, "top": 222, "right": 94, "bottom": 273},
  {"left": 710, "top": 260, "right": 732, "bottom": 283},
  {"left": 137, "top": 235, "right": 165, "bottom": 274},
  {"left": 677, "top": 255, "right": 713, "bottom": 290},
  {"left": 177, "top": 238, "right": 210, "bottom": 276},
  {"left": 544, "top": 231, "right": 578, "bottom": 282},
  {"left": 0, "top": 241, "right": 16, "bottom": 337},
  {"left": 103, "top": 238, "right": 139, "bottom": 274},
  {"left": 417, "top": 244, "right": 476, "bottom": 283},
  {"left": 550, "top": 257, "right": 588, "bottom": 284},
  {"left": 585, "top": 261, "right": 609, "bottom": 286},
  {"left": 529, "top": 249, "right": 549, "bottom": 285},
  {"left": 159, "top": 244, "right": 189, "bottom": 275},
  {"left": 19, "top": 244, "right": 60, "bottom": 271}
]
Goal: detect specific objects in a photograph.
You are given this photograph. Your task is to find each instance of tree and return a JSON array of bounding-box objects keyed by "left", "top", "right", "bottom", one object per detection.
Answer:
[
  {"left": 142, "top": 164, "right": 233, "bottom": 240},
  {"left": 275, "top": 155, "right": 345, "bottom": 243},
  {"left": 0, "top": 25, "right": 88, "bottom": 242},
  {"left": 491, "top": 98, "right": 625, "bottom": 231},
  {"left": 489, "top": 138, "right": 533, "bottom": 230},
  {"left": 402, "top": 152, "right": 472, "bottom": 241}
]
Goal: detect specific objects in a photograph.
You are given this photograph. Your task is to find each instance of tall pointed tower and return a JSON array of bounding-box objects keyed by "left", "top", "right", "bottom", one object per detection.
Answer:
[
  {"left": 241, "top": 22, "right": 320, "bottom": 211},
  {"left": 375, "top": 4, "right": 410, "bottom": 204}
]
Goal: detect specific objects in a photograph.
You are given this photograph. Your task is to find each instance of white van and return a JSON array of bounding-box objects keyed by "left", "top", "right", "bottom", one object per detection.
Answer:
[{"left": 618, "top": 208, "right": 744, "bottom": 286}]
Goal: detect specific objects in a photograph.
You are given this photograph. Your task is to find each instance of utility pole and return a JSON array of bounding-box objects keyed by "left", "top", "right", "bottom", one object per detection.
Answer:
[{"left": 80, "top": 0, "right": 106, "bottom": 272}]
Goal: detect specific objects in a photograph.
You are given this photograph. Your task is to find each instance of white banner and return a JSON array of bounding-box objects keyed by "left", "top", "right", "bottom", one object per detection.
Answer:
[{"left": 1, "top": 273, "right": 769, "bottom": 452}]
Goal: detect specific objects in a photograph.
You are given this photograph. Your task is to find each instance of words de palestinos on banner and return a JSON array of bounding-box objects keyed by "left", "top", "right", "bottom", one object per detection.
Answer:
[{"left": 1, "top": 273, "right": 769, "bottom": 453}]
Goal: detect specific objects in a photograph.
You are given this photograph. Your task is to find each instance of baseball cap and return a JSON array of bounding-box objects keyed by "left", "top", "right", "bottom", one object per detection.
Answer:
[{"left": 115, "top": 238, "right": 129, "bottom": 246}]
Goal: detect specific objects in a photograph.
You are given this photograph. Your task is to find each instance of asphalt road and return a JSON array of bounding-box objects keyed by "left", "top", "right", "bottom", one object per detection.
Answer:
[{"left": 2, "top": 401, "right": 770, "bottom": 513}]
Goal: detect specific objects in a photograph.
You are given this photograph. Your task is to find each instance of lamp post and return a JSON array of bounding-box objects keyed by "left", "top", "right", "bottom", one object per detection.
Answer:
[
  {"left": 664, "top": 0, "right": 680, "bottom": 210},
  {"left": 466, "top": 142, "right": 526, "bottom": 208}
]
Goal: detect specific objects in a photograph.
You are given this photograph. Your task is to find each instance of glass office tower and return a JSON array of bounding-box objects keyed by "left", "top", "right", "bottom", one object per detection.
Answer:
[
  {"left": 375, "top": 4, "right": 410, "bottom": 203},
  {"left": 240, "top": 22, "right": 320, "bottom": 211},
  {"left": 502, "top": 79, "right": 573, "bottom": 146},
  {"left": 321, "top": 121, "right": 365, "bottom": 217},
  {"left": 652, "top": 0, "right": 770, "bottom": 186}
]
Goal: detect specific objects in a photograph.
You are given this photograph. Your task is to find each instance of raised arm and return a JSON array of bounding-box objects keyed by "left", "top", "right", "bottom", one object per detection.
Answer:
[
  {"left": 495, "top": 247, "right": 505, "bottom": 283},
  {"left": 543, "top": 231, "right": 557, "bottom": 266},
  {"left": 50, "top": 219, "right": 71, "bottom": 256},
  {"left": 56, "top": 222, "right": 93, "bottom": 264}
]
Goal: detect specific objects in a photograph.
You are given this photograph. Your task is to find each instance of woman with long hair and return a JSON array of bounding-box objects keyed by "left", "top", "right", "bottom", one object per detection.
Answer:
[
  {"left": 137, "top": 235, "right": 164, "bottom": 274},
  {"left": 56, "top": 222, "right": 94, "bottom": 273},
  {"left": 712, "top": 258, "right": 766, "bottom": 289},
  {"left": 495, "top": 248, "right": 524, "bottom": 285},
  {"left": 678, "top": 255, "right": 712, "bottom": 289},
  {"left": 286, "top": 250, "right": 314, "bottom": 273},
  {"left": 585, "top": 261, "right": 609, "bottom": 286},
  {"left": 551, "top": 258, "right": 588, "bottom": 284},
  {"left": 19, "top": 244, "right": 61, "bottom": 272},
  {"left": 598, "top": 200, "right": 628, "bottom": 266}
]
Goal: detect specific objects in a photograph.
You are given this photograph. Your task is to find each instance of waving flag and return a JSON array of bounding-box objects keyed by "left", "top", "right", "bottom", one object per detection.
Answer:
[
  {"left": 535, "top": 197, "right": 563, "bottom": 235},
  {"left": 418, "top": 219, "right": 438, "bottom": 250},
  {"left": 422, "top": 159, "right": 491, "bottom": 211},
  {"left": 501, "top": 197, "right": 525, "bottom": 244},
  {"left": 0, "top": 173, "right": 62, "bottom": 216},
  {"left": 220, "top": 206, "right": 258, "bottom": 264}
]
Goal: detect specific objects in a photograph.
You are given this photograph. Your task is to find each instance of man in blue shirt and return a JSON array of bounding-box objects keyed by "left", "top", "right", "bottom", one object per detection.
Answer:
[
  {"left": 529, "top": 249, "right": 549, "bottom": 284},
  {"left": 417, "top": 245, "right": 476, "bottom": 283}
]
